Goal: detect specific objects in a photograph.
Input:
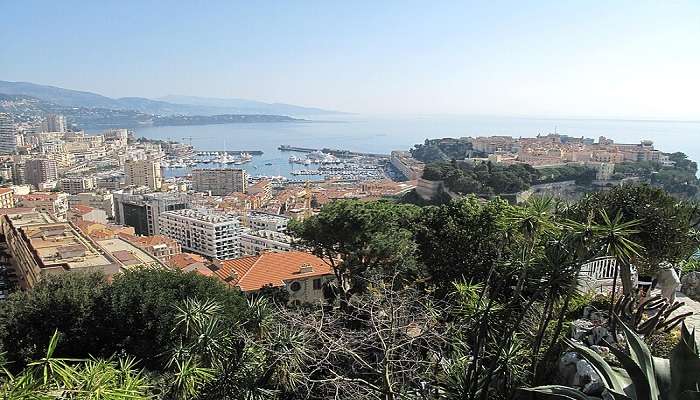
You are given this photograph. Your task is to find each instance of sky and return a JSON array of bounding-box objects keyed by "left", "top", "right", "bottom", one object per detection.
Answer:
[{"left": 2, "top": 1, "right": 699, "bottom": 118}]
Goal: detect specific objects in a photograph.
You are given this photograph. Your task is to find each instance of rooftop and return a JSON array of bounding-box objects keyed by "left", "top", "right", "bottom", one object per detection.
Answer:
[
  {"left": 97, "top": 238, "right": 165, "bottom": 269},
  {"left": 214, "top": 251, "right": 333, "bottom": 292},
  {"left": 162, "top": 208, "right": 239, "bottom": 224}
]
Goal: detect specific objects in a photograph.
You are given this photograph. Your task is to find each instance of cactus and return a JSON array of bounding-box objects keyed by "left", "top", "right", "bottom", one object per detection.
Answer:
[{"left": 517, "top": 317, "right": 700, "bottom": 400}]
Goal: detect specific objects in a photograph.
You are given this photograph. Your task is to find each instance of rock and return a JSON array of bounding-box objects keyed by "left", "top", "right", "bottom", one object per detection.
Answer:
[
  {"left": 590, "top": 326, "right": 615, "bottom": 346},
  {"left": 570, "top": 319, "right": 594, "bottom": 341},
  {"left": 556, "top": 352, "right": 601, "bottom": 390},
  {"left": 590, "top": 345, "right": 610, "bottom": 356},
  {"left": 681, "top": 271, "right": 700, "bottom": 301},
  {"left": 583, "top": 380, "right": 606, "bottom": 396},
  {"left": 573, "top": 358, "right": 601, "bottom": 388}
]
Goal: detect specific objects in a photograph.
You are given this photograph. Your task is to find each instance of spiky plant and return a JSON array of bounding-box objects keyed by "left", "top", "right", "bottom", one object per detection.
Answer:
[{"left": 517, "top": 318, "right": 700, "bottom": 400}]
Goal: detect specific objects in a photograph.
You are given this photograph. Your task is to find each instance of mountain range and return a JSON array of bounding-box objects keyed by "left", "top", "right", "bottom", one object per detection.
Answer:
[{"left": 0, "top": 80, "right": 343, "bottom": 117}]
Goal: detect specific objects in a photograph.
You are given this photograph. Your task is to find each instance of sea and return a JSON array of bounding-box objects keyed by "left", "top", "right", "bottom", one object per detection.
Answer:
[{"left": 128, "top": 115, "right": 700, "bottom": 179}]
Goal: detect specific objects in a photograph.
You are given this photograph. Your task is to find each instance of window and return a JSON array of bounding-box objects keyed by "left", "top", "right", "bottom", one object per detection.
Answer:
[
  {"left": 313, "top": 278, "right": 322, "bottom": 290},
  {"left": 289, "top": 281, "right": 301, "bottom": 292}
]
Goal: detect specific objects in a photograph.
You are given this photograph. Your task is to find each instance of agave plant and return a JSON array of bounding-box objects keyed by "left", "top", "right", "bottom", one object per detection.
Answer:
[{"left": 518, "top": 317, "right": 700, "bottom": 400}]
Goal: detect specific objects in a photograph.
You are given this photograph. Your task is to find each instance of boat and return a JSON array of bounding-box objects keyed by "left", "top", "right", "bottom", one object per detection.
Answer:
[
  {"left": 288, "top": 155, "right": 299, "bottom": 163},
  {"left": 265, "top": 162, "right": 273, "bottom": 166}
]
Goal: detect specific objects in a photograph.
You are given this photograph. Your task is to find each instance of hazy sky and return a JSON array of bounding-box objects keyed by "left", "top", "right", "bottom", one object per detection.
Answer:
[{"left": 2, "top": 1, "right": 699, "bottom": 118}]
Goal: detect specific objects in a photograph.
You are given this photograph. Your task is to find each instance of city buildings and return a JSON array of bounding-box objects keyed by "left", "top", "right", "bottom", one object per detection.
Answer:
[
  {"left": 119, "top": 234, "right": 182, "bottom": 263},
  {"left": 113, "top": 190, "right": 189, "bottom": 236},
  {"left": 0, "top": 210, "right": 120, "bottom": 290},
  {"left": 0, "top": 187, "right": 15, "bottom": 208},
  {"left": 390, "top": 151, "right": 425, "bottom": 181},
  {"left": 96, "top": 237, "right": 167, "bottom": 270},
  {"left": 192, "top": 168, "right": 248, "bottom": 195},
  {"left": 24, "top": 158, "right": 58, "bottom": 189},
  {"left": 246, "top": 212, "right": 289, "bottom": 232},
  {"left": 239, "top": 229, "right": 292, "bottom": 255},
  {"left": 43, "top": 114, "right": 67, "bottom": 133},
  {"left": 16, "top": 192, "right": 69, "bottom": 220},
  {"left": 60, "top": 176, "right": 96, "bottom": 194},
  {"left": 124, "top": 159, "right": 162, "bottom": 190},
  {"left": 0, "top": 113, "right": 16, "bottom": 155},
  {"left": 211, "top": 251, "right": 334, "bottom": 305},
  {"left": 158, "top": 209, "right": 241, "bottom": 259},
  {"left": 68, "top": 192, "right": 115, "bottom": 218}
]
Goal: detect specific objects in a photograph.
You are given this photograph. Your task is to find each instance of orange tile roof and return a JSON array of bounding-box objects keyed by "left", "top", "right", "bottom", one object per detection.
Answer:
[
  {"left": 168, "top": 252, "right": 207, "bottom": 270},
  {"left": 0, "top": 187, "right": 13, "bottom": 195},
  {"left": 214, "top": 251, "right": 333, "bottom": 292},
  {"left": 71, "top": 204, "right": 95, "bottom": 215}
]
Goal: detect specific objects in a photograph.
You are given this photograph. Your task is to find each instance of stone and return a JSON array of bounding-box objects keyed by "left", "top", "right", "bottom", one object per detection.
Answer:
[
  {"left": 583, "top": 380, "right": 606, "bottom": 396},
  {"left": 681, "top": 271, "right": 700, "bottom": 301},
  {"left": 590, "top": 345, "right": 610, "bottom": 356},
  {"left": 556, "top": 351, "right": 601, "bottom": 390},
  {"left": 570, "top": 319, "right": 594, "bottom": 341},
  {"left": 590, "top": 326, "right": 615, "bottom": 346},
  {"left": 658, "top": 265, "right": 681, "bottom": 303}
]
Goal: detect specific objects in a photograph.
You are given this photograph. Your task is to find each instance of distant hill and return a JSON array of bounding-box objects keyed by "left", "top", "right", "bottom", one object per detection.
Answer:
[
  {"left": 0, "top": 80, "right": 343, "bottom": 117},
  {"left": 158, "top": 95, "right": 345, "bottom": 116}
]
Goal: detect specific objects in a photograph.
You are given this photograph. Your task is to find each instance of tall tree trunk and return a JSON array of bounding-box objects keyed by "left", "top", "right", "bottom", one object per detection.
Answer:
[{"left": 619, "top": 261, "right": 634, "bottom": 295}]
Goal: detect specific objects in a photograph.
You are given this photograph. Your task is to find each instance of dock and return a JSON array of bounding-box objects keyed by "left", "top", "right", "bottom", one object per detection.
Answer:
[
  {"left": 196, "top": 150, "right": 264, "bottom": 156},
  {"left": 278, "top": 144, "right": 388, "bottom": 158}
]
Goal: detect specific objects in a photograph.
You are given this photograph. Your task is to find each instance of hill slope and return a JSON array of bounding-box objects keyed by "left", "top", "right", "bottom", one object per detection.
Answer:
[{"left": 0, "top": 80, "right": 342, "bottom": 117}]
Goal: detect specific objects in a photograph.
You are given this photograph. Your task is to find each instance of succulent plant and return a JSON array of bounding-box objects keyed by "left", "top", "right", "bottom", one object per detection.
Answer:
[
  {"left": 517, "top": 316, "right": 700, "bottom": 400},
  {"left": 614, "top": 294, "right": 692, "bottom": 335}
]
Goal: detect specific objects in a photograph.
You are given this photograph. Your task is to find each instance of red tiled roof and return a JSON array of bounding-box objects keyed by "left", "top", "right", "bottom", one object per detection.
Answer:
[
  {"left": 0, "top": 187, "right": 13, "bottom": 195},
  {"left": 168, "top": 252, "right": 207, "bottom": 270},
  {"left": 215, "top": 251, "right": 333, "bottom": 292}
]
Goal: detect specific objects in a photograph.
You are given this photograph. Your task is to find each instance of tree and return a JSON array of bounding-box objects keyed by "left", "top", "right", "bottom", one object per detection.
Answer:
[
  {"left": 0, "top": 272, "right": 113, "bottom": 370},
  {"left": 108, "top": 268, "right": 248, "bottom": 369},
  {"left": 290, "top": 200, "right": 421, "bottom": 308},
  {"left": 414, "top": 196, "right": 514, "bottom": 295},
  {"left": 566, "top": 184, "right": 700, "bottom": 278}
]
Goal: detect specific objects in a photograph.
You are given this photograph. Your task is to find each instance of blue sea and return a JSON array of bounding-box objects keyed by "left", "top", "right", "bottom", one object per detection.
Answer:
[{"left": 130, "top": 115, "right": 700, "bottom": 179}]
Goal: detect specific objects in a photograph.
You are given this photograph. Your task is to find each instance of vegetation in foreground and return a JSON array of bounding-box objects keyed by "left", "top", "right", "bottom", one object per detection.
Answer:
[{"left": 1, "top": 184, "right": 699, "bottom": 399}]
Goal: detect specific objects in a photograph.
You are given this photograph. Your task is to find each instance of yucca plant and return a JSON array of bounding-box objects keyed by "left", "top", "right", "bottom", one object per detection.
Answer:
[{"left": 517, "top": 317, "right": 700, "bottom": 400}]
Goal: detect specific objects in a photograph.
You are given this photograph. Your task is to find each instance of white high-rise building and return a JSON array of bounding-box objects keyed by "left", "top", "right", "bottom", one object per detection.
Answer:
[
  {"left": 192, "top": 168, "right": 247, "bottom": 195},
  {"left": 159, "top": 209, "right": 241, "bottom": 259},
  {"left": 0, "top": 113, "right": 17, "bottom": 154}
]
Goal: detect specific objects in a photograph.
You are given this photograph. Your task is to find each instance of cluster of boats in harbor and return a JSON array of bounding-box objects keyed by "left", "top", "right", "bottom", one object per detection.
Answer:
[
  {"left": 163, "top": 152, "right": 254, "bottom": 168},
  {"left": 288, "top": 150, "right": 341, "bottom": 165},
  {"left": 290, "top": 162, "right": 386, "bottom": 181}
]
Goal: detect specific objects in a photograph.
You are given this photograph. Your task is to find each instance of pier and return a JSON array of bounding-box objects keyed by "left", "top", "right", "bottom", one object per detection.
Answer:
[
  {"left": 278, "top": 144, "right": 388, "bottom": 158},
  {"left": 195, "top": 150, "right": 264, "bottom": 156}
]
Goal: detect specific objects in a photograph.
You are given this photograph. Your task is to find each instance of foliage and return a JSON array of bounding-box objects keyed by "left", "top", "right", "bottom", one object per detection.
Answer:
[
  {"left": 410, "top": 138, "right": 477, "bottom": 163},
  {"left": 290, "top": 199, "right": 421, "bottom": 306},
  {"left": 0, "top": 331, "right": 151, "bottom": 399},
  {"left": 611, "top": 153, "right": 700, "bottom": 198},
  {"left": 0, "top": 272, "right": 114, "bottom": 369},
  {"left": 564, "top": 184, "right": 700, "bottom": 277},
  {"left": 422, "top": 160, "right": 539, "bottom": 195},
  {"left": 518, "top": 320, "right": 700, "bottom": 400},
  {"left": 537, "top": 164, "right": 597, "bottom": 186},
  {"left": 0, "top": 269, "right": 248, "bottom": 372}
]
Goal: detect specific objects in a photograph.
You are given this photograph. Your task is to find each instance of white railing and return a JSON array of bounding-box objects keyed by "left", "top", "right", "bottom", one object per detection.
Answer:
[{"left": 578, "top": 257, "right": 638, "bottom": 293}]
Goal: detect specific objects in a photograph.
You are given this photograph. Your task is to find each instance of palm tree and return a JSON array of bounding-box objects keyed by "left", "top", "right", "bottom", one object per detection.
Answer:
[{"left": 594, "top": 210, "right": 644, "bottom": 311}]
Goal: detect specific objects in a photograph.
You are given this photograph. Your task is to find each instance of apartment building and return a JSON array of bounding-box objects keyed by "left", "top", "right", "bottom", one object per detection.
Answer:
[
  {"left": 246, "top": 212, "right": 289, "bottom": 232},
  {"left": 192, "top": 168, "right": 248, "bottom": 195},
  {"left": 124, "top": 159, "right": 162, "bottom": 190},
  {"left": 68, "top": 192, "right": 115, "bottom": 218},
  {"left": 158, "top": 209, "right": 241, "bottom": 259},
  {"left": 0, "top": 210, "right": 120, "bottom": 290},
  {"left": 119, "top": 233, "right": 182, "bottom": 263},
  {"left": 60, "top": 176, "right": 96, "bottom": 195},
  {"left": 0, "top": 187, "right": 15, "bottom": 208},
  {"left": 24, "top": 158, "right": 58, "bottom": 189},
  {"left": 390, "top": 151, "right": 425, "bottom": 181},
  {"left": 16, "top": 192, "right": 69, "bottom": 220},
  {"left": 0, "top": 113, "right": 16, "bottom": 155},
  {"left": 239, "top": 229, "right": 292, "bottom": 256}
]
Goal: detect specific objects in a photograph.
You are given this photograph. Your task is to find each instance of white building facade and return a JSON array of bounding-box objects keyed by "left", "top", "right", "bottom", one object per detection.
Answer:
[{"left": 159, "top": 209, "right": 241, "bottom": 259}]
